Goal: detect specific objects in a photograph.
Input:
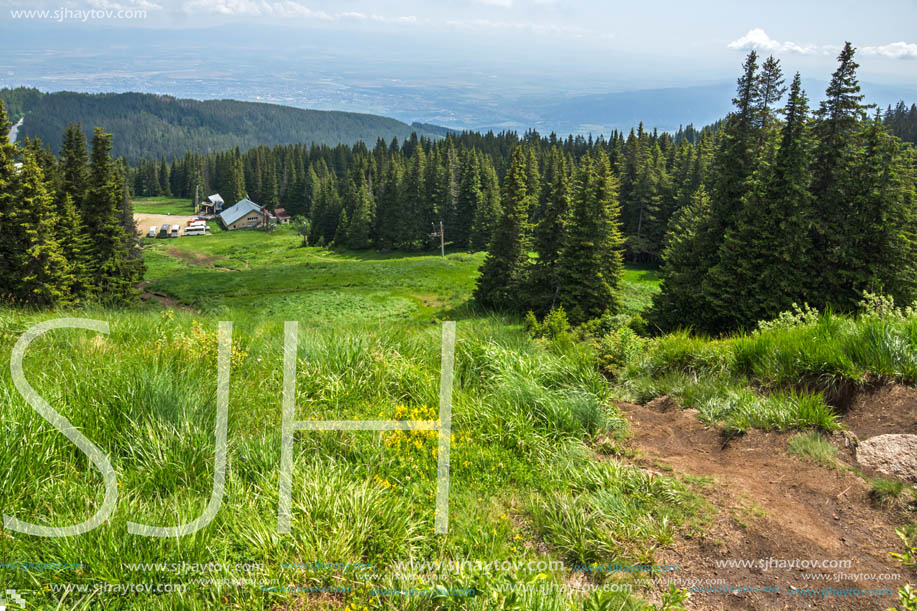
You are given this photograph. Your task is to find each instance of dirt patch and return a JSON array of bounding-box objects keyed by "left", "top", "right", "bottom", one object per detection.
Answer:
[
  {"left": 133, "top": 213, "right": 196, "bottom": 236},
  {"left": 166, "top": 246, "right": 218, "bottom": 268},
  {"left": 619, "top": 397, "right": 911, "bottom": 610},
  {"left": 135, "top": 281, "right": 194, "bottom": 311},
  {"left": 845, "top": 385, "right": 917, "bottom": 439}
]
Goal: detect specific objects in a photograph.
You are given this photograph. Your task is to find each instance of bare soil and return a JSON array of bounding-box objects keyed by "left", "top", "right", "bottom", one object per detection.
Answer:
[
  {"left": 618, "top": 388, "right": 917, "bottom": 610},
  {"left": 133, "top": 212, "right": 196, "bottom": 236}
]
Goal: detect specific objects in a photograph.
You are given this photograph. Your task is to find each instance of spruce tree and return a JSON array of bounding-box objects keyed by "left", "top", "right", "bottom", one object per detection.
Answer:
[
  {"left": 0, "top": 100, "right": 21, "bottom": 299},
  {"left": 556, "top": 151, "right": 625, "bottom": 323},
  {"left": 85, "top": 128, "right": 134, "bottom": 300},
  {"left": 58, "top": 193, "right": 94, "bottom": 300},
  {"left": 473, "top": 147, "right": 532, "bottom": 309},
  {"left": 453, "top": 150, "right": 482, "bottom": 248},
  {"left": 810, "top": 42, "right": 869, "bottom": 306},
  {"left": 15, "top": 148, "right": 73, "bottom": 306},
  {"left": 530, "top": 148, "right": 571, "bottom": 310},
  {"left": 649, "top": 187, "right": 714, "bottom": 330},
  {"left": 469, "top": 157, "right": 502, "bottom": 251},
  {"left": 375, "top": 157, "right": 403, "bottom": 249},
  {"left": 842, "top": 113, "right": 917, "bottom": 305},
  {"left": 59, "top": 123, "right": 90, "bottom": 209},
  {"left": 346, "top": 181, "right": 373, "bottom": 249}
]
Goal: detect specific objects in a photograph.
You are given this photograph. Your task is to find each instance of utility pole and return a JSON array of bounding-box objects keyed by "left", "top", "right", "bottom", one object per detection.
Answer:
[{"left": 431, "top": 222, "right": 445, "bottom": 258}]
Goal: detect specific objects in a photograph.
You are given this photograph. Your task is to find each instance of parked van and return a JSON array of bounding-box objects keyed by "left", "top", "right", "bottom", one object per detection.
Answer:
[
  {"left": 170, "top": 224, "right": 180, "bottom": 238},
  {"left": 159, "top": 224, "right": 170, "bottom": 238},
  {"left": 148, "top": 226, "right": 157, "bottom": 238},
  {"left": 184, "top": 225, "right": 207, "bottom": 236}
]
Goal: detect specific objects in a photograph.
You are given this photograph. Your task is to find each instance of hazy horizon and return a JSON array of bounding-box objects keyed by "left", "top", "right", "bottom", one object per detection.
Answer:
[{"left": 1, "top": 1, "right": 915, "bottom": 133}]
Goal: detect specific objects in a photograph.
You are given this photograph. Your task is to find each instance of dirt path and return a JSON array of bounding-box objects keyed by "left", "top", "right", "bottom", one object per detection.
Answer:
[
  {"left": 135, "top": 281, "right": 195, "bottom": 311},
  {"left": 620, "top": 395, "right": 911, "bottom": 610}
]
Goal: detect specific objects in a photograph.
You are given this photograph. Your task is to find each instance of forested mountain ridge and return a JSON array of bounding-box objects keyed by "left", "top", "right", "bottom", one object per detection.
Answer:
[{"left": 0, "top": 88, "right": 443, "bottom": 163}]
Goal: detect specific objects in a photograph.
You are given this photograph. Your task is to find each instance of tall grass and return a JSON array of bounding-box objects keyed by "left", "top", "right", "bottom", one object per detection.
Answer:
[{"left": 0, "top": 303, "right": 682, "bottom": 609}]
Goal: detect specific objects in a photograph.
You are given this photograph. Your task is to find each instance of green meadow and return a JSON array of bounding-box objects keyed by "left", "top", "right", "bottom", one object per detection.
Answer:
[
  {"left": 5, "top": 225, "right": 917, "bottom": 609},
  {"left": 132, "top": 196, "right": 196, "bottom": 215},
  {"left": 0, "top": 226, "right": 698, "bottom": 610}
]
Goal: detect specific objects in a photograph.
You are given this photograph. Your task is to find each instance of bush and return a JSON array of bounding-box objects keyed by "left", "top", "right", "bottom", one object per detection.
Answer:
[
  {"left": 595, "top": 326, "right": 645, "bottom": 377},
  {"left": 756, "top": 302, "right": 819, "bottom": 333},
  {"left": 524, "top": 306, "right": 572, "bottom": 341}
]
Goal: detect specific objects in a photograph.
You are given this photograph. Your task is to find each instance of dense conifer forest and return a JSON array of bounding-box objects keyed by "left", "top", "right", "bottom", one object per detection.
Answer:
[
  {"left": 3, "top": 43, "right": 914, "bottom": 333},
  {"left": 0, "top": 88, "right": 441, "bottom": 163},
  {"left": 0, "top": 110, "right": 143, "bottom": 306}
]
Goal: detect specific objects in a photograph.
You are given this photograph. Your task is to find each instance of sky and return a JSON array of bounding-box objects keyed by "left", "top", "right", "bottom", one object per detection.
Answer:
[
  {"left": 1, "top": 0, "right": 915, "bottom": 131},
  {"left": 3, "top": 0, "right": 915, "bottom": 82}
]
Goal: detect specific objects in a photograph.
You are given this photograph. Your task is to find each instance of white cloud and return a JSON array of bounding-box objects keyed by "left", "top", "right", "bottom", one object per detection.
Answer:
[
  {"left": 445, "top": 17, "right": 596, "bottom": 38},
  {"left": 474, "top": 0, "right": 514, "bottom": 6},
  {"left": 180, "top": 0, "right": 417, "bottom": 22},
  {"left": 88, "top": 0, "right": 162, "bottom": 9},
  {"left": 861, "top": 42, "right": 917, "bottom": 60},
  {"left": 727, "top": 28, "right": 823, "bottom": 55}
]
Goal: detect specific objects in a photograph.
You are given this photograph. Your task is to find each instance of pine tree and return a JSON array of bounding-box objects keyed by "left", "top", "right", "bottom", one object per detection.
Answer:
[
  {"left": 85, "top": 128, "right": 134, "bottom": 300},
  {"left": 346, "top": 181, "right": 373, "bottom": 249},
  {"left": 0, "top": 99, "right": 22, "bottom": 299},
  {"left": 15, "top": 148, "right": 73, "bottom": 306},
  {"left": 58, "top": 193, "right": 94, "bottom": 300},
  {"left": 333, "top": 208, "right": 349, "bottom": 247},
  {"left": 810, "top": 42, "right": 870, "bottom": 306},
  {"left": 453, "top": 149, "right": 483, "bottom": 248},
  {"left": 473, "top": 147, "right": 532, "bottom": 309},
  {"left": 649, "top": 186, "right": 714, "bottom": 330},
  {"left": 58, "top": 123, "right": 90, "bottom": 209},
  {"left": 530, "top": 148, "right": 570, "bottom": 310},
  {"left": 469, "top": 157, "right": 502, "bottom": 251},
  {"left": 375, "top": 156, "right": 404, "bottom": 249},
  {"left": 556, "top": 151, "right": 625, "bottom": 323}
]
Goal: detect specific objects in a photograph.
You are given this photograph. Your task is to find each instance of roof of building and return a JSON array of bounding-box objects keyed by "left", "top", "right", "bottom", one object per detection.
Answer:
[
  {"left": 274, "top": 207, "right": 291, "bottom": 218},
  {"left": 219, "top": 198, "right": 265, "bottom": 226},
  {"left": 207, "top": 193, "right": 224, "bottom": 205}
]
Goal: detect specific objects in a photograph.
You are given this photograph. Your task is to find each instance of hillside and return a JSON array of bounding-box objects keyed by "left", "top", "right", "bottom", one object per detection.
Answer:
[
  {"left": 2, "top": 224, "right": 914, "bottom": 609},
  {"left": 0, "top": 87, "right": 441, "bottom": 163}
]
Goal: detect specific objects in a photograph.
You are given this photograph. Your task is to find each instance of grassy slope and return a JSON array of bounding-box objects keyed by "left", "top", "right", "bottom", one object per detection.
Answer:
[
  {"left": 0, "top": 228, "right": 699, "bottom": 610},
  {"left": 132, "top": 197, "right": 196, "bottom": 216}
]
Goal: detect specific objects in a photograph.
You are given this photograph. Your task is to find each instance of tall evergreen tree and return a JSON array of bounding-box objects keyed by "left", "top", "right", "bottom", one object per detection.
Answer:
[
  {"left": 556, "top": 151, "right": 625, "bottom": 323},
  {"left": 15, "top": 148, "right": 73, "bottom": 306},
  {"left": 530, "top": 148, "right": 571, "bottom": 310},
  {"left": 473, "top": 147, "right": 532, "bottom": 309},
  {"left": 0, "top": 100, "right": 24, "bottom": 298},
  {"left": 469, "top": 157, "right": 502, "bottom": 251},
  {"left": 809, "top": 42, "right": 870, "bottom": 305},
  {"left": 649, "top": 186, "right": 714, "bottom": 330},
  {"left": 85, "top": 128, "right": 134, "bottom": 300},
  {"left": 453, "top": 149, "right": 483, "bottom": 248},
  {"left": 346, "top": 181, "right": 374, "bottom": 249},
  {"left": 58, "top": 123, "right": 90, "bottom": 209}
]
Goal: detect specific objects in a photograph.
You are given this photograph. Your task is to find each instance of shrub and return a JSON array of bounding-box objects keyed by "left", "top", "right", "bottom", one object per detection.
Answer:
[
  {"left": 524, "top": 306, "right": 573, "bottom": 341},
  {"left": 756, "top": 302, "right": 820, "bottom": 333},
  {"left": 595, "top": 326, "right": 645, "bottom": 377}
]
